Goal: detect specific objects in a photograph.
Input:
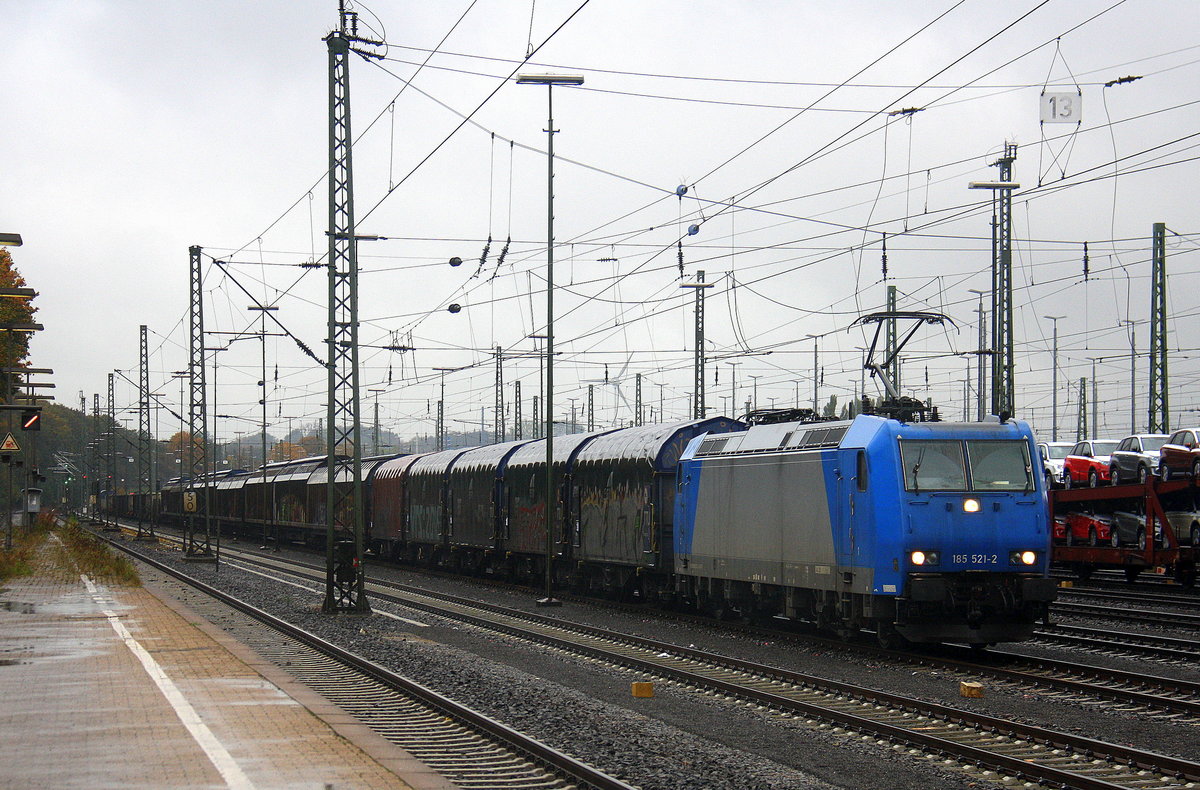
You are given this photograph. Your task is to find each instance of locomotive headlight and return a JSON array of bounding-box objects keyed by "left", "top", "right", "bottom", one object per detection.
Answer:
[
  {"left": 963, "top": 498, "right": 981, "bottom": 513},
  {"left": 910, "top": 550, "right": 939, "bottom": 566},
  {"left": 1009, "top": 550, "right": 1038, "bottom": 566}
]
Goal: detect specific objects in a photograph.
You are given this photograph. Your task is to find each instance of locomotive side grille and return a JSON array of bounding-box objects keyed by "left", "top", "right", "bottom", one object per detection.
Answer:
[
  {"left": 696, "top": 437, "right": 731, "bottom": 456},
  {"left": 800, "top": 426, "right": 848, "bottom": 448}
]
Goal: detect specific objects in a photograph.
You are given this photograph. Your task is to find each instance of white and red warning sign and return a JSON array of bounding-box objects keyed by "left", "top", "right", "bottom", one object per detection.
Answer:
[{"left": 0, "top": 433, "right": 20, "bottom": 452}]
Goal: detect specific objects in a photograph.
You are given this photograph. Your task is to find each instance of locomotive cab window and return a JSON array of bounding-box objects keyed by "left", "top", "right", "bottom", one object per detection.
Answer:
[
  {"left": 966, "top": 440, "right": 1032, "bottom": 491},
  {"left": 856, "top": 450, "right": 868, "bottom": 492},
  {"left": 900, "top": 440, "right": 966, "bottom": 492}
]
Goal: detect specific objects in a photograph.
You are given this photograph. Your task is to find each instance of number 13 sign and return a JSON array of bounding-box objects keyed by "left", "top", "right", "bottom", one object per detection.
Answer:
[{"left": 1041, "top": 91, "right": 1081, "bottom": 123}]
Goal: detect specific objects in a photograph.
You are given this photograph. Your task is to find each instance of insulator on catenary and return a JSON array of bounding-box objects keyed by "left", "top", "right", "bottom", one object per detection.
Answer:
[
  {"left": 495, "top": 237, "right": 510, "bottom": 269},
  {"left": 1082, "top": 241, "right": 1089, "bottom": 280},
  {"left": 474, "top": 236, "right": 492, "bottom": 278}
]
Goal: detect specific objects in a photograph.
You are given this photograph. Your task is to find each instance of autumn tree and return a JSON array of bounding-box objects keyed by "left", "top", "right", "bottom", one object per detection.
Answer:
[
  {"left": 270, "top": 441, "right": 306, "bottom": 462},
  {"left": 296, "top": 433, "right": 324, "bottom": 457},
  {"left": 0, "top": 249, "right": 37, "bottom": 402}
]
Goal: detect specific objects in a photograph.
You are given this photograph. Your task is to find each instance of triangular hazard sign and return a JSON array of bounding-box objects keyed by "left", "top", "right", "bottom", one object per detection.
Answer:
[{"left": 0, "top": 433, "right": 19, "bottom": 452}]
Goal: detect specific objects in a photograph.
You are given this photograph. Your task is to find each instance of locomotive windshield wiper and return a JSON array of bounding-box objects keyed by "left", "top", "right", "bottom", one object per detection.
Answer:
[{"left": 911, "top": 446, "right": 925, "bottom": 493}]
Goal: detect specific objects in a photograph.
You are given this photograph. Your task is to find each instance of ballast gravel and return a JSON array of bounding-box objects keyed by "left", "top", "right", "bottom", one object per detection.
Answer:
[{"left": 119, "top": 533, "right": 1193, "bottom": 790}]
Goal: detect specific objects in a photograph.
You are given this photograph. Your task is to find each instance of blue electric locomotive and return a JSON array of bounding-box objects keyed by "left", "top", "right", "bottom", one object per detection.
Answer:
[{"left": 674, "top": 414, "right": 1056, "bottom": 646}]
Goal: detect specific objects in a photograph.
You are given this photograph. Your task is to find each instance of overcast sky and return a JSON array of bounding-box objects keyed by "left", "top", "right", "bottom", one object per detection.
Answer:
[{"left": 3, "top": 0, "right": 1198, "bottom": 447}]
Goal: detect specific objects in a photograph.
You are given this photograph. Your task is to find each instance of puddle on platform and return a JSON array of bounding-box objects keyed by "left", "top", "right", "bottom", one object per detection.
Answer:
[{"left": 0, "top": 601, "right": 36, "bottom": 614}]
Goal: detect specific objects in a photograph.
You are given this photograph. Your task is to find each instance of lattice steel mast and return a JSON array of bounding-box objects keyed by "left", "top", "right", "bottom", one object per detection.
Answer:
[
  {"left": 136, "top": 324, "right": 154, "bottom": 539},
  {"left": 184, "top": 245, "right": 214, "bottom": 560},
  {"left": 1148, "top": 222, "right": 1169, "bottom": 433},
  {"left": 990, "top": 143, "right": 1017, "bottom": 416},
  {"left": 495, "top": 345, "right": 504, "bottom": 442},
  {"left": 635, "top": 373, "right": 643, "bottom": 426},
  {"left": 105, "top": 376, "right": 117, "bottom": 531},
  {"left": 322, "top": 3, "right": 380, "bottom": 613},
  {"left": 682, "top": 270, "right": 712, "bottom": 419},
  {"left": 514, "top": 380, "right": 522, "bottom": 439}
]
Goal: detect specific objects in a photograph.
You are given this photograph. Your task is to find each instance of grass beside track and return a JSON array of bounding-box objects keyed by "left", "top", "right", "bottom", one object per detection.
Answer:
[{"left": 0, "top": 512, "right": 140, "bottom": 586}]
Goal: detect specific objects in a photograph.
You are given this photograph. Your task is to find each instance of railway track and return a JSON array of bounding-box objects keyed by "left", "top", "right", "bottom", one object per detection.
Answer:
[
  {"left": 124, "top": 531, "right": 1200, "bottom": 790},
  {"left": 1057, "top": 585, "right": 1200, "bottom": 609},
  {"left": 101, "top": 533, "right": 635, "bottom": 790},
  {"left": 133, "top": 523, "right": 1200, "bottom": 713},
  {"left": 1029, "top": 622, "right": 1200, "bottom": 662},
  {"left": 1051, "top": 600, "right": 1200, "bottom": 630}
]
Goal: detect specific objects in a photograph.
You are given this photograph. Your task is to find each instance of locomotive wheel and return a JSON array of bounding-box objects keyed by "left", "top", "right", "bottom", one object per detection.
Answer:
[
  {"left": 1177, "top": 566, "right": 1197, "bottom": 588},
  {"left": 875, "top": 623, "right": 906, "bottom": 650}
]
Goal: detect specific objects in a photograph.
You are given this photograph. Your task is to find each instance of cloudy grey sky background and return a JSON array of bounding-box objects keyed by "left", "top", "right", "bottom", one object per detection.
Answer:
[{"left": 3, "top": 0, "right": 1198, "bottom": 446}]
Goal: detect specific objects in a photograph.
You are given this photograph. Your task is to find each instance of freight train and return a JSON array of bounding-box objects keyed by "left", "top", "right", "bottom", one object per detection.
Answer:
[{"left": 104, "top": 413, "right": 1055, "bottom": 646}]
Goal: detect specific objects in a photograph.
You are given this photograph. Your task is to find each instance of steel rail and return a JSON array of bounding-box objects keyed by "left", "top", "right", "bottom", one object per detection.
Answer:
[{"left": 1053, "top": 600, "right": 1200, "bottom": 629}]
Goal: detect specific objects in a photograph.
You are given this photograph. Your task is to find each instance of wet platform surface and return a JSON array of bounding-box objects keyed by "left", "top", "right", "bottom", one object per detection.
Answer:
[{"left": 0, "top": 549, "right": 453, "bottom": 790}]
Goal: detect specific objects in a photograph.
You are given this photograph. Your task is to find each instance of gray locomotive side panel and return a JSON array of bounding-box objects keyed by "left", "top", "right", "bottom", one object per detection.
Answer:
[{"left": 683, "top": 451, "right": 840, "bottom": 591}]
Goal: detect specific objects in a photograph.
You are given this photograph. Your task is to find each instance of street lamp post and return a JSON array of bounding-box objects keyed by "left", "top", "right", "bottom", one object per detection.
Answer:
[
  {"left": 1043, "top": 315, "right": 1064, "bottom": 440},
  {"left": 248, "top": 305, "right": 278, "bottom": 549},
  {"left": 368, "top": 388, "right": 385, "bottom": 455},
  {"left": 806, "top": 334, "right": 819, "bottom": 413},
  {"left": 517, "top": 72, "right": 584, "bottom": 607},
  {"left": 1118, "top": 319, "right": 1136, "bottom": 433},
  {"left": 967, "top": 289, "right": 988, "bottom": 421}
]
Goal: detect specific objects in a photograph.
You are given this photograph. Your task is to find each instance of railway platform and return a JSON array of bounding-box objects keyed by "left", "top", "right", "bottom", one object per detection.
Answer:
[{"left": 0, "top": 557, "right": 453, "bottom": 790}]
